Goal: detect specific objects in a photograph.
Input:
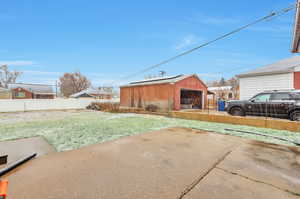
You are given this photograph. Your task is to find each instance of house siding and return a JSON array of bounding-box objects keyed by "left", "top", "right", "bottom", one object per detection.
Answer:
[
  {"left": 294, "top": 72, "right": 300, "bottom": 89},
  {"left": 11, "top": 88, "right": 54, "bottom": 99},
  {"left": 239, "top": 73, "right": 294, "bottom": 100},
  {"left": 0, "top": 90, "right": 11, "bottom": 99},
  {"left": 12, "top": 88, "right": 33, "bottom": 99}
]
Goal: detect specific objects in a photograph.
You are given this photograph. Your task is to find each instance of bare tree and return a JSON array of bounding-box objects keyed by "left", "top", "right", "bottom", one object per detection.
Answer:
[
  {"left": 98, "top": 86, "right": 113, "bottom": 93},
  {"left": 219, "top": 77, "right": 226, "bottom": 86},
  {"left": 227, "top": 77, "right": 239, "bottom": 99},
  {"left": 206, "top": 80, "right": 220, "bottom": 87},
  {"left": 227, "top": 77, "right": 239, "bottom": 88},
  {"left": 59, "top": 72, "right": 91, "bottom": 97},
  {"left": 0, "top": 65, "right": 22, "bottom": 88}
]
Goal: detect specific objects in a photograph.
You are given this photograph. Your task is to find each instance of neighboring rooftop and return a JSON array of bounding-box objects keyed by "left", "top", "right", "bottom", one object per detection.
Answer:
[
  {"left": 8, "top": 83, "right": 55, "bottom": 95},
  {"left": 70, "top": 88, "right": 112, "bottom": 98},
  {"left": 208, "top": 86, "right": 232, "bottom": 91},
  {"left": 236, "top": 56, "right": 300, "bottom": 78},
  {"left": 121, "top": 74, "right": 201, "bottom": 87}
]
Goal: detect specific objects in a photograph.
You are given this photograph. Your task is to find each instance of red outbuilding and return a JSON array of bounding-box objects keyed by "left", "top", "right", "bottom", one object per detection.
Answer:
[
  {"left": 9, "top": 83, "right": 55, "bottom": 99},
  {"left": 120, "top": 74, "right": 208, "bottom": 111}
]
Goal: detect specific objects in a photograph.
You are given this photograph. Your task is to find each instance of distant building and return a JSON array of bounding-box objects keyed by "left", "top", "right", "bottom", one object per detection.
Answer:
[
  {"left": 0, "top": 87, "right": 12, "bottom": 99},
  {"left": 70, "top": 88, "right": 113, "bottom": 99},
  {"left": 208, "top": 86, "right": 238, "bottom": 101},
  {"left": 120, "top": 74, "right": 208, "bottom": 111},
  {"left": 8, "top": 83, "right": 55, "bottom": 99},
  {"left": 237, "top": 56, "right": 300, "bottom": 100}
]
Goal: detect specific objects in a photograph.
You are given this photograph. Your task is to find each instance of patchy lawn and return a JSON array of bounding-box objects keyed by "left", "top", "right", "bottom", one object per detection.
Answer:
[{"left": 0, "top": 111, "right": 299, "bottom": 151}]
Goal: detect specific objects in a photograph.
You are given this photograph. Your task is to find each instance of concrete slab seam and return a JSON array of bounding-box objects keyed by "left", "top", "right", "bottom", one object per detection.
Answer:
[
  {"left": 177, "top": 150, "right": 233, "bottom": 199},
  {"left": 216, "top": 167, "right": 300, "bottom": 197}
]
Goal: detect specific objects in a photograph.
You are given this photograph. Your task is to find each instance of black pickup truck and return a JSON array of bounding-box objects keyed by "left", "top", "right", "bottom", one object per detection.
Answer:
[{"left": 225, "top": 90, "right": 300, "bottom": 121}]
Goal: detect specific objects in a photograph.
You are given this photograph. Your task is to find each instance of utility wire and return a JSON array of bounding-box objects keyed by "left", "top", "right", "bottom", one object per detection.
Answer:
[{"left": 111, "top": 4, "right": 295, "bottom": 85}]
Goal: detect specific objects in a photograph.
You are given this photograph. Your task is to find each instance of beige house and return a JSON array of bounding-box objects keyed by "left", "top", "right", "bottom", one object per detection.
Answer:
[{"left": 0, "top": 87, "right": 12, "bottom": 99}]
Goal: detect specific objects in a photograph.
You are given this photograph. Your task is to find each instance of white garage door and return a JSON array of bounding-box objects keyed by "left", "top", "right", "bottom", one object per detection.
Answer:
[{"left": 239, "top": 73, "right": 294, "bottom": 100}]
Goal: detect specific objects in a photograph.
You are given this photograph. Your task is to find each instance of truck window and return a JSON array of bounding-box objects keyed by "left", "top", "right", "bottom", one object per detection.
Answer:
[
  {"left": 252, "top": 93, "right": 271, "bottom": 102},
  {"left": 271, "top": 93, "right": 291, "bottom": 101},
  {"left": 291, "top": 93, "right": 300, "bottom": 99}
]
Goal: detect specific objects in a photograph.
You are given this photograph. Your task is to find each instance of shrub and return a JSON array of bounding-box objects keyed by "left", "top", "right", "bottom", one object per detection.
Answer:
[
  {"left": 87, "top": 102, "right": 120, "bottom": 112},
  {"left": 145, "top": 104, "right": 159, "bottom": 112}
]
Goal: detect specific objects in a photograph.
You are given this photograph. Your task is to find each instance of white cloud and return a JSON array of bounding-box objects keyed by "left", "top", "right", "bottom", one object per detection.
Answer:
[
  {"left": 18, "top": 70, "right": 124, "bottom": 87},
  {"left": 197, "top": 73, "right": 222, "bottom": 78},
  {"left": 186, "top": 14, "right": 240, "bottom": 26},
  {"left": 0, "top": 60, "right": 35, "bottom": 66},
  {"left": 22, "top": 70, "right": 62, "bottom": 76},
  {"left": 87, "top": 72, "right": 128, "bottom": 86},
  {"left": 18, "top": 70, "right": 62, "bottom": 85},
  {"left": 174, "top": 34, "right": 200, "bottom": 50}
]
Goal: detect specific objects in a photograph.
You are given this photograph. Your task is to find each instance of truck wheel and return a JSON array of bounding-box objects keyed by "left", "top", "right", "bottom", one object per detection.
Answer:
[
  {"left": 229, "top": 107, "right": 245, "bottom": 116},
  {"left": 290, "top": 111, "right": 300, "bottom": 121}
]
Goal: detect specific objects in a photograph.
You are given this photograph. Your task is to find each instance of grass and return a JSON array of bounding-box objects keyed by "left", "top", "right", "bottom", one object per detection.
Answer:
[{"left": 1, "top": 111, "right": 300, "bottom": 151}]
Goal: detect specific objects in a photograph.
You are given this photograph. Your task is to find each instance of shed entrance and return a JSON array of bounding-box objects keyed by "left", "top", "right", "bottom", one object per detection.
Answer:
[{"left": 180, "top": 89, "right": 202, "bottom": 109}]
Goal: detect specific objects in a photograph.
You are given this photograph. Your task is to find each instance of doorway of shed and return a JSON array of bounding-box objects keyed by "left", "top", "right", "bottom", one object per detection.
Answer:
[{"left": 180, "top": 89, "right": 202, "bottom": 109}]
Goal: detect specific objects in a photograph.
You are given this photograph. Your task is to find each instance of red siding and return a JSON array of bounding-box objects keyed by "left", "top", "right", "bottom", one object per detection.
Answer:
[
  {"left": 120, "top": 84, "right": 175, "bottom": 110},
  {"left": 12, "top": 88, "right": 33, "bottom": 99},
  {"left": 174, "top": 76, "right": 207, "bottom": 110},
  {"left": 11, "top": 88, "right": 55, "bottom": 99},
  {"left": 294, "top": 72, "right": 300, "bottom": 89},
  {"left": 120, "top": 75, "right": 208, "bottom": 111}
]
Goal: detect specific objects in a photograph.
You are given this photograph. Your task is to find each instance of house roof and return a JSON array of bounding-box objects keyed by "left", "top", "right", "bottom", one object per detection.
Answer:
[
  {"left": 121, "top": 74, "right": 204, "bottom": 87},
  {"left": 292, "top": 0, "right": 300, "bottom": 53},
  {"left": 70, "top": 88, "right": 111, "bottom": 98},
  {"left": 236, "top": 56, "right": 300, "bottom": 78},
  {"left": 8, "top": 83, "right": 55, "bottom": 95}
]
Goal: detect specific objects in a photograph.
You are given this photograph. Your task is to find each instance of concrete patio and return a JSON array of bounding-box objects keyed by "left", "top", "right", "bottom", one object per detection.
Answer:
[{"left": 4, "top": 127, "right": 300, "bottom": 199}]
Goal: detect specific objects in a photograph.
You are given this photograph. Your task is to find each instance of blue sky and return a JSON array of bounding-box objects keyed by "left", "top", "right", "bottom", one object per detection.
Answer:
[{"left": 0, "top": 0, "right": 297, "bottom": 86}]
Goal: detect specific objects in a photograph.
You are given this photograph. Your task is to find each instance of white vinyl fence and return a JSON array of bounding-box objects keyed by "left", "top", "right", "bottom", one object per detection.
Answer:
[{"left": 0, "top": 98, "right": 120, "bottom": 113}]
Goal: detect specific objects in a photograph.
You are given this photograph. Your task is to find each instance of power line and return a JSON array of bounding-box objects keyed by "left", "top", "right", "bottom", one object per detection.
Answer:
[{"left": 112, "top": 4, "right": 295, "bottom": 85}]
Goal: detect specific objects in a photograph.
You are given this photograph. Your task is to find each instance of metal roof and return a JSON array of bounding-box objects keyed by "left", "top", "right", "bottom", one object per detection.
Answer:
[
  {"left": 70, "top": 88, "right": 111, "bottom": 98},
  {"left": 8, "top": 83, "right": 55, "bottom": 95},
  {"left": 120, "top": 74, "right": 197, "bottom": 87},
  {"left": 236, "top": 56, "right": 300, "bottom": 78}
]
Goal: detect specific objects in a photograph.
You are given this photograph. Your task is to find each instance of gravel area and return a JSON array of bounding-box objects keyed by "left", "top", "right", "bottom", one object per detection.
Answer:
[{"left": 0, "top": 111, "right": 299, "bottom": 151}]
